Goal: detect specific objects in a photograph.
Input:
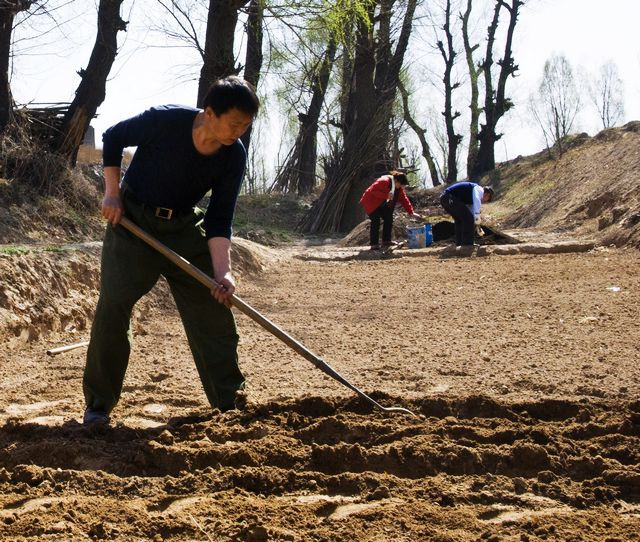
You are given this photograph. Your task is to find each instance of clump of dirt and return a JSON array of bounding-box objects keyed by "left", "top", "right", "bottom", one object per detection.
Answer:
[
  {"left": 405, "top": 184, "right": 445, "bottom": 210},
  {"left": 486, "top": 121, "right": 640, "bottom": 247},
  {"left": 229, "top": 237, "right": 281, "bottom": 275}
]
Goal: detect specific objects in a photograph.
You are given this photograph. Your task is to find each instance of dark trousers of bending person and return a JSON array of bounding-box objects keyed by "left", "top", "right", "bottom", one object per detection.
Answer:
[
  {"left": 439, "top": 192, "right": 475, "bottom": 246},
  {"left": 368, "top": 202, "right": 393, "bottom": 247}
]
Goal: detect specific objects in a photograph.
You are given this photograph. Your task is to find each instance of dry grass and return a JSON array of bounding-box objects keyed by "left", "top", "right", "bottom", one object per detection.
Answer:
[
  {"left": 0, "top": 128, "right": 99, "bottom": 212},
  {"left": 0, "top": 120, "right": 103, "bottom": 242}
]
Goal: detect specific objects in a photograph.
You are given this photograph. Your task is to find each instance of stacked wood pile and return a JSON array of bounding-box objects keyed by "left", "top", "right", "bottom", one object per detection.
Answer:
[
  {"left": 13, "top": 103, "right": 68, "bottom": 148},
  {"left": 12, "top": 103, "right": 95, "bottom": 149}
]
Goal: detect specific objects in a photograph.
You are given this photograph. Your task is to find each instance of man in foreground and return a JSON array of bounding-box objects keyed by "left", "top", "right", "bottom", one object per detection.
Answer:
[{"left": 83, "top": 76, "right": 260, "bottom": 425}]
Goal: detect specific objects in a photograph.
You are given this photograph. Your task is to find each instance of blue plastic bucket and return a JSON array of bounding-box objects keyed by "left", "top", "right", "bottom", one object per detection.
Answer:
[
  {"left": 424, "top": 223, "right": 433, "bottom": 246},
  {"left": 407, "top": 226, "right": 426, "bottom": 249}
]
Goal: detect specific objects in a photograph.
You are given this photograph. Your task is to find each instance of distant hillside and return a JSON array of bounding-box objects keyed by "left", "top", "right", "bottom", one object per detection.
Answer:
[{"left": 485, "top": 121, "right": 640, "bottom": 248}]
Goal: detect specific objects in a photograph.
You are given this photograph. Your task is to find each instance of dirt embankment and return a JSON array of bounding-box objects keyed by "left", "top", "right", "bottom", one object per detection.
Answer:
[
  {"left": 341, "top": 124, "right": 640, "bottom": 250},
  {"left": 487, "top": 122, "right": 640, "bottom": 247},
  {"left": 0, "top": 238, "right": 279, "bottom": 346}
]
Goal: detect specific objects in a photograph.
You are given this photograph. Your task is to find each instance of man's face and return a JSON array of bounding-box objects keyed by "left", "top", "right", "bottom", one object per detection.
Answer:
[
  {"left": 206, "top": 107, "right": 253, "bottom": 145},
  {"left": 482, "top": 192, "right": 492, "bottom": 203}
]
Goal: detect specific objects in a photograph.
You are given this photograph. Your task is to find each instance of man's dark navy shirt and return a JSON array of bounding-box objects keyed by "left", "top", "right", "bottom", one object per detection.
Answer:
[
  {"left": 102, "top": 105, "right": 246, "bottom": 240},
  {"left": 443, "top": 181, "right": 478, "bottom": 205}
]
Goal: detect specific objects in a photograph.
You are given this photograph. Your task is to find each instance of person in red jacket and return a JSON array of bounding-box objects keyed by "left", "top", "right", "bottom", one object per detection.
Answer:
[{"left": 360, "top": 171, "right": 421, "bottom": 250}]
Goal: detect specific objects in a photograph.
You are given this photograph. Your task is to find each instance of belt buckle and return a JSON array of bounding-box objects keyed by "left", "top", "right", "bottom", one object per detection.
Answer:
[{"left": 155, "top": 207, "right": 173, "bottom": 220}]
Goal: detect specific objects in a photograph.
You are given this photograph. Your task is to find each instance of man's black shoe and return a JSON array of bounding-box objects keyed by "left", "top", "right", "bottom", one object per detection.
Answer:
[{"left": 83, "top": 408, "right": 110, "bottom": 426}]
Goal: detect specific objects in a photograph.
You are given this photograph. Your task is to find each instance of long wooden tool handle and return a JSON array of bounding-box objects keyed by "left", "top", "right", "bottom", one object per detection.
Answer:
[
  {"left": 118, "top": 217, "right": 415, "bottom": 416},
  {"left": 46, "top": 340, "right": 90, "bottom": 356}
]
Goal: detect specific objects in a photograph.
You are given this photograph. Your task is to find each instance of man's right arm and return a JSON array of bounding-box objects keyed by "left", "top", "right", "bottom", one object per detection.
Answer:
[
  {"left": 471, "top": 185, "right": 484, "bottom": 218},
  {"left": 102, "top": 166, "right": 123, "bottom": 224},
  {"left": 100, "top": 108, "right": 158, "bottom": 225}
]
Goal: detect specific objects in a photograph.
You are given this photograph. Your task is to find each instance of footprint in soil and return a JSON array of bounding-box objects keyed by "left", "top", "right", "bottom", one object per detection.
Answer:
[
  {"left": 123, "top": 403, "right": 169, "bottom": 428},
  {"left": 4, "top": 400, "right": 68, "bottom": 426},
  {"left": 5, "top": 400, "right": 66, "bottom": 417}
]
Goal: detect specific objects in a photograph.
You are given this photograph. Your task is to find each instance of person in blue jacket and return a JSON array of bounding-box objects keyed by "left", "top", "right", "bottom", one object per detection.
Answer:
[
  {"left": 440, "top": 181, "right": 494, "bottom": 246},
  {"left": 82, "top": 76, "right": 259, "bottom": 425}
]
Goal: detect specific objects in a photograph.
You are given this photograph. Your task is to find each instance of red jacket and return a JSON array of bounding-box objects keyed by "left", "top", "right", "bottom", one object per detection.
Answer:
[{"left": 359, "top": 175, "right": 414, "bottom": 216}]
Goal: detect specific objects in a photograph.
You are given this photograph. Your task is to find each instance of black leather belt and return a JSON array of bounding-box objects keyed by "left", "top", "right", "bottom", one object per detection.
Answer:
[{"left": 122, "top": 184, "right": 187, "bottom": 220}]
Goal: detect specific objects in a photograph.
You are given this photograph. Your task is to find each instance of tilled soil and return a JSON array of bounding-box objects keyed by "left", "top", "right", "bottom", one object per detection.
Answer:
[{"left": 1, "top": 247, "right": 639, "bottom": 541}]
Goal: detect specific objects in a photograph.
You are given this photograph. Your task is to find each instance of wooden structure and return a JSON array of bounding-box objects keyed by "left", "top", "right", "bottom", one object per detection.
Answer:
[{"left": 13, "top": 103, "right": 96, "bottom": 149}]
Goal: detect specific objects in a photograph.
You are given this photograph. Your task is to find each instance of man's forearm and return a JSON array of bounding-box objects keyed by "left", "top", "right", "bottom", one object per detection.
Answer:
[
  {"left": 104, "top": 166, "right": 121, "bottom": 196},
  {"left": 208, "top": 236, "right": 232, "bottom": 280}
]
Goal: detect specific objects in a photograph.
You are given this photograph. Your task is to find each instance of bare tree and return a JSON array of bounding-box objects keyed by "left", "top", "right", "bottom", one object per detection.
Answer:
[
  {"left": 239, "top": 0, "right": 263, "bottom": 149},
  {"left": 588, "top": 60, "right": 624, "bottom": 130},
  {"left": 470, "top": 0, "right": 523, "bottom": 179},
  {"left": 436, "top": 0, "right": 462, "bottom": 183},
  {"left": 197, "top": 0, "right": 249, "bottom": 107},
  {"left": 154, "top": 0, "right": 206, "bottom": 56},
  {"left": 398, "top": 79, "right": 440, "bottom": 186},
  {"left": 272, "top": 36, "right": 337, "bottom": 195},
  {"left": 0, "top": 0, "right": 34, "bottom": 132},
  {"left": 155, "top": 0, "right": 263, "bottom": 148},
  {"left": 302, "top": 0, "right": 418, "bottom": 233},
  {"left": 244, "top": 114, "right": 267, "bottom": 194},
  {"left": 460, "top": 0, "right": 479, "bottom": 179},
  {"left": 529, "top": 53, "right": 580, "bottom": 153},
  {"left": 54, "top": 0, "right": 127, "bottom": 164}
]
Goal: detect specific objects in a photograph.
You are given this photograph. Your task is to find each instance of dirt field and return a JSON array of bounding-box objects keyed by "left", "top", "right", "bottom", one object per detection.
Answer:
[{"left": 0, "top": 244, "right": 639, "bottom": 541}]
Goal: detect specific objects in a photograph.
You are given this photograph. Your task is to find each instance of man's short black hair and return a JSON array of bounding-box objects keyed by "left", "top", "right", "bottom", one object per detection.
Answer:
[
  {"left": 483, "top": 186, "right": 495, "bottom": 201},
  {"left": 203, "top": 76, "right": 260, "bottom": 117}
]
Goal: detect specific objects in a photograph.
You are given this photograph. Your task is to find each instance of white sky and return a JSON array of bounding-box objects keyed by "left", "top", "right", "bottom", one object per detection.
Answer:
[
  {"left": 10, "top": 0, "right": 640, "bottom": 168},
  {"left": 504, "top": 0, "right": 640, "bottom": 159}
]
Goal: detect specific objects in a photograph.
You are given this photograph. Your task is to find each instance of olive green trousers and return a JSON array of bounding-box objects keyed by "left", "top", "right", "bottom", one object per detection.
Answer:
[{"left": 83, "top": 191, "right": 244, "bottom": 413}]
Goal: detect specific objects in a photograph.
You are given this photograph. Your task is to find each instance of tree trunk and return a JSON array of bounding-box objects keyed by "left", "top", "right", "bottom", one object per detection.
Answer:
[
  {"left": 339, "top": 32, "right": 355, "bottom": 134},
  {"left": 54, "top": 0, "right": 126, "bottom": 164},
  {"left": 338, "top": 0, "right": 418, "bottom": 232},
  {"left": 337, "top": 10, "right": 386, "bottom": 233},
  {"left": 461, "top": 0, "right": 480, "bottom": 179},
  {"left": 471, "top": 1, "right": 500, "bottom": 179},
  {"left": 373, "top": 0, "right": 393, "bottom": 91},
  {"left": 0, "top": 1, "right": 33, "bottom": 133},
  {"left": 0, "top": 8, "right": 14, "bottom": 133},
  {"left": 197, "top": 0, "right": 247, "bottom": 107},
  {"left": 239, "top": 0, "right": 263, "bottom": 150},
  {"left": 297, "top": 39, "right": 337, "bottom": 195},
  {"left": 397, "top": 80, "right": 439, "bottom": 186},
  {"left": 300, "top": 8, "right": 377, "bottom": 233},
  {"left": 271, "top": 39, "right": 337, "bottom": 195},
  {"left": 301, "top": 0, "right": 417, "bottom": 233},
  {"left": 437, "top": 0, "right": 461, "bottom": 183},
  {"left": 471, "top": 0, "right": 522, "bottom": 178}
]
